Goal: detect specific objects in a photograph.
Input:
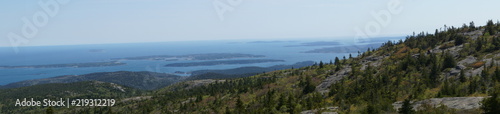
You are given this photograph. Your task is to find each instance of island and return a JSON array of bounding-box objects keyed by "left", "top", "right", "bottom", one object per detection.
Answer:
[
  {"left": 0, "top": 61, "right": 126, "bottom": 69},
  {"left": 164, "top": 59, "right": 285, "bottom": 67},
  {"left": 303, "top": 43, "right": 382, "bottom": 53},
  {"left": 112, "top": 53, "right": 265, "bottom": 61},
  {"left": 285, "top": 41, "right": 341, "bottom": 47},
  {"left": 247, "top": 40, "right": 297, "bottom": 43}
]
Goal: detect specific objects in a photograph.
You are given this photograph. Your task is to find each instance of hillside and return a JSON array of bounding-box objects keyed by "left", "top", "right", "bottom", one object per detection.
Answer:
[
  {"left": 3, "top": 20, "right": 500, "bottom": 113},
  {"left": 187, "top": 61, "right": 314, "bottom": 80},
  {"left": 0, "top": 81, "right": 143, "bottom": 113},
  {"left": 2, "top": 71, "right": 185, "bottom": 90}
]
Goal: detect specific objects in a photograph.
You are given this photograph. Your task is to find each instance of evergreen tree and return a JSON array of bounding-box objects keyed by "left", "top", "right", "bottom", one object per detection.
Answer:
[
  {"left": 460, "top": 70, "right": 467, "bottom": 83},
  {"left": 236, "top": 96, "right": 244, "bottom": 113},
  {"left": 225, "top": 107, "right": 231, "bottom": 114},
  {"left": 455, "top": 35, "right": 466, "bottom": 45},
  {"left": 399, "top": 98, "right": 414, "bottom": 114},
  {"left": 334, "top": 57, "right": 340, "bottom": 66},
  {"left": 302, "top": 76, "right": 315, "bottom": 94},
  {"left": 365, "top": 104, "right": 378, "bottom": 114},
  {"left": 442, "top": 52, "right": 457, "bottom": 70},
  {"left": 481, "top": 91, "right": 500, "bottom": 114},
  {"left": 495, "top": 67, "right": 500, "bottom": 82},
  {"left": 486, "top": 20, "right": 497, "bottom": 35},
  {"left": 429, "top": 63, "right": 439, "bottom": 86},
  {"left": 469, "top": 21, "right": 475, "bottom": 30},
  {"left": 46, "top": 106, "right": 54, "bottom": 114},
  {"left": 319, "top": 61, "right": 324, "bottom": 68}
]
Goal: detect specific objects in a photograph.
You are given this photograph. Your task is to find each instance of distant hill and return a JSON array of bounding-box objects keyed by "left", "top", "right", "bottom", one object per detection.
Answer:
[
  {"left": 1, "top": 71, "right": 185, "bottom": 90},
  {"left": 187, "top": 61, "right": 314, "bottom": 80},
  {"left": 0, "top": 81, "right": 143, "bottom": 113},
  {"left": 191, "top": 61, "right": 314, "bottom": 75}
]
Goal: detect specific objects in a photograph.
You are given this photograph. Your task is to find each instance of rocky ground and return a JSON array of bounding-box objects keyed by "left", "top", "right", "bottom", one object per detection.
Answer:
[{"left": 392, "top": 97, "right": 486, "bottom": 111}]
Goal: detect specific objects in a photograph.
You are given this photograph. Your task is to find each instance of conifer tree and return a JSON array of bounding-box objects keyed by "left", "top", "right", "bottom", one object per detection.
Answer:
[
  {"left": 46, "top": 107, "right": 54, "bottom": 114},
  {"left": 481, "top": 91, "right": 500, "bottom": 114},
  {"left": 334, "top": 57, "right": 340, "bottom": 66},
  {"left": 460, "top": 70, "right": 467, "bottom": 83},
  {"left": 399, "top": 98, "right": 414, "bottom": 114}
]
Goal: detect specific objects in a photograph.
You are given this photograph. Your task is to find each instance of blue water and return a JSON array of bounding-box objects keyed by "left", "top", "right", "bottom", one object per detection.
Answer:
[{"left": 0, "top": 38, "right": 397, "bottom": 85}]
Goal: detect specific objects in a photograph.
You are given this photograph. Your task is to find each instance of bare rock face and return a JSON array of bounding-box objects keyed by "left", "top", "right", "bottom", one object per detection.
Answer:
[
  {"left": 316, "top": 66, "right": 351, "bottom": 93},
  {"left": 461, "top": 30, "right": 483, "bottom": 40},
  {"left": 317, "top": 54, "right": 388, "bottom": 93},
  {"left": 456, "top": 65, "right": 466, "bottom": 70},
  {"left": 393, "top": 97, "right": 486, "bottom": 111},
  {"left": 458, "top": 56, "right": 477, "bottom": 65},
  {"left": 301, "top": 107, "right": 338, "bottom": 114}
]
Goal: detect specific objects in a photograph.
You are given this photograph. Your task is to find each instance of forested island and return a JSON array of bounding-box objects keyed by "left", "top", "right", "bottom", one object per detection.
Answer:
[
  {"left": 112, "top": 53, "right": 265, "bottom": 61},
  {"left": 164, "top": 59, "right": 285, "bottom": 67},
  {"left": 304, "top": 43, "right": 382, "bottom": 53},
  {"left": 285, "top": 41, "right": 341, "bottom": 47},
  {"left": 0, "top": 61, "right": 125, "bottom": 69}
]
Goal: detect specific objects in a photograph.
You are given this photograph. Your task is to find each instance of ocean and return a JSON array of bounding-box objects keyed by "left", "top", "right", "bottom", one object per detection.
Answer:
[{"left": 0, "top": 38, "right": 399, "bottom": 85}]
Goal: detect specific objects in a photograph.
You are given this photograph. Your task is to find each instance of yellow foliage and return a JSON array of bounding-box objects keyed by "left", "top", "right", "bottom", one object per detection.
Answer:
[
  {"left": 469, "top": 61, "right": 485, "bottom": 68},
  {"left": 439, "top": 42, "right": 455, "bottom": 49}
]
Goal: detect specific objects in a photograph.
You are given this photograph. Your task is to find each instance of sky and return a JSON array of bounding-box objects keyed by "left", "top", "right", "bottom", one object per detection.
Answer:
[{"left": 1, "top": 0, "right": 500, "bottom": 47}]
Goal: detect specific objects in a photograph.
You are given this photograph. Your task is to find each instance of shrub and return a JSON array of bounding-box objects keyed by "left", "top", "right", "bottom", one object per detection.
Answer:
[{"left": 470, "top": 61, "right": 485, "bottom": 68}]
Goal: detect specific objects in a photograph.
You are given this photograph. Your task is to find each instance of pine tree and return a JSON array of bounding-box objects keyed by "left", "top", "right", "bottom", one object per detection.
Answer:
[
  {"left": 442, "top": 52, "right": 457, "bottom": 70},
  {"left": 225, "top": 107, "right": 231, "bottom": 114},
  {"left": 469, "top": 21, "right": 475, "bottom": 30},
  {"left": 429, "top": 63, "right": 439, "bottom": 86},
  {"left": 459, "top": 70, "right": 467, "bottom": 83},
  {"left": 495, "top": 67, "right": 500, "bottom": 82},
  {"left": 366, "top": 104, "right": 377, "bottom": 114},
  {"left": 236, "top": 96, "right": 244, "bottom": 113},
  {"left": 486, "top": 20, "right": 497, "bottom": 35},
  {"left": 319, "top": 61, "right": 324, "bottom": 68},
  {"left": 334, "top": 57, "right": 340, "bottom": 66},
  {"left": 302, "top": 76, "right": 315, "bottom": 94},
  {"left": 399, "top": 98, "right": 414, "bottom": 114},
  {"left": 481, "top": 91, "right": 500, "bottom": 114},
  {"left": 46, "top": 106, "right": 54, "bottom": 114}
]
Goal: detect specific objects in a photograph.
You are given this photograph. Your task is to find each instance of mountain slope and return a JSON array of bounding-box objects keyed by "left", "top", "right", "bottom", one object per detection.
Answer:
[
  {"left": 0, "top": 81, "right": 143, "bottom": 113},
  {"left": 2, "top": 71, "right": 186, "bottom": 90}
]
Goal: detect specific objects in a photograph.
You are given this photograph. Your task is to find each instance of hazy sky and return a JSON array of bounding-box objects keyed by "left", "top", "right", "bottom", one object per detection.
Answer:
[{"left": 1, "top": 0, "right": 499, "bottom": 47}]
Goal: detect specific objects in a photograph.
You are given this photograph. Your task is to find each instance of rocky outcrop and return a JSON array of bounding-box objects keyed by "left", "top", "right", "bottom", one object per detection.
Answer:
[
  {"left": 316, "top": 66, "right": 351, "bottom": 93},
  {"left": 317, "top": 54, "right": 388, "bottom": 93},
  {"left": 392, "top": 97, "right": 486, "bottom": 111},
  {"left": 301, "top": 107, "right": 338, "bottom": 114}
]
